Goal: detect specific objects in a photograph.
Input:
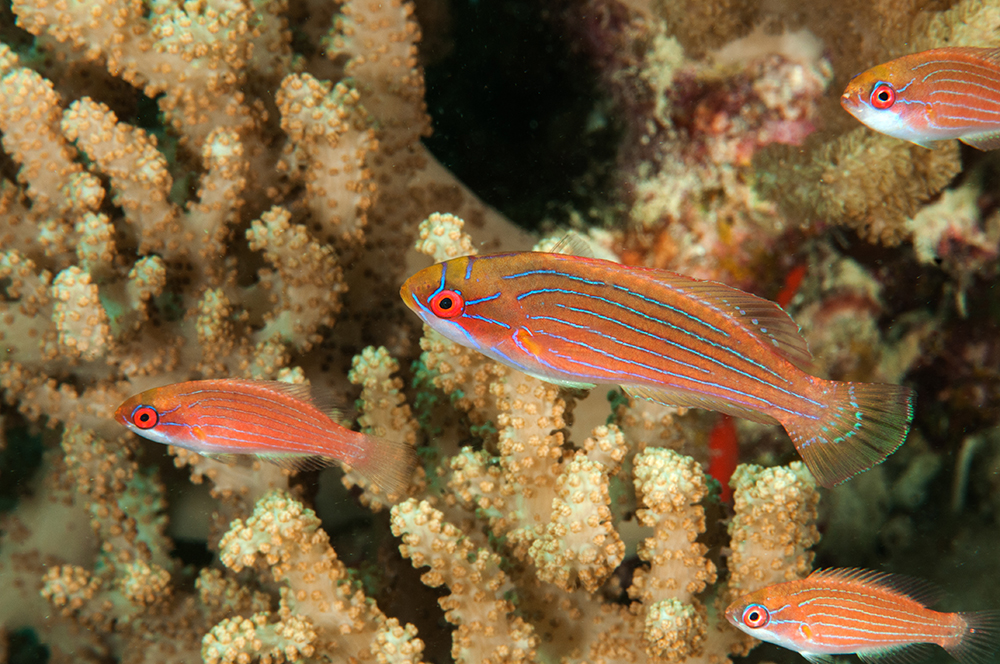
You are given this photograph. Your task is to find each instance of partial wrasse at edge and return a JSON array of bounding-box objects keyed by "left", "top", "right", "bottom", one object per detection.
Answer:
[
  {"left": 726, "top": 568, "right": 1000, "bottom": 664},
  {"left": 400, "top": 252, "right": 914, "bottom": 487},
  {"left": 114, "top": 379, "right": 417, "bottom": 497},
  {"left": 842, "top": 47, "right": 1000, "bottom": 150}
]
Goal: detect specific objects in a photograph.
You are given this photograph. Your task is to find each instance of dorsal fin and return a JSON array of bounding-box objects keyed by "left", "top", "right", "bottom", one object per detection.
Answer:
[
  {"left": 254, "top": 380, "right": 353, "bottom": 423},
  {"left": 808, "top": 568, "right": 944, "bottom": 606},
  {"left": 538, "top": 231, "right": 595, "bottom": 258},
  {"left": 634, "top": 268, "right": 815, "bottom": 373},
  {"left": 933, "top": 47, "right": 1000, "bottom": 66}
]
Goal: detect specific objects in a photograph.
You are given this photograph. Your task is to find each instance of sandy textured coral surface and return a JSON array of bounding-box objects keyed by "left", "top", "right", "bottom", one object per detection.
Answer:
[{"left": 4, "top": 0, "right": 1000, "bottom": 662}]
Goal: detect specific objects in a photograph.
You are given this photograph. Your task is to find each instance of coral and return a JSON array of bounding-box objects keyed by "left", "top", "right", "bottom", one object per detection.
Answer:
[
  {"left": 212, "top": 490, "right": 425, "bottom": 663},
  {"left": 391, "top": 499, "right": 537, "bottom": 664},
  {"left": 0, "top": 0, "right": 524, "bottom": 657},
  {"left": 4, "top": 0, "right": 986, "bottom": 661},
  {"left": 760, "top": 130, "right": 962, "bottom": 245}
]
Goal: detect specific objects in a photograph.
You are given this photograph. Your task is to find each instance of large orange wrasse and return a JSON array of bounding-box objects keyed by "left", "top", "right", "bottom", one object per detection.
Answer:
[
  {"left": 115, "top": 379, "right": 417, "bottom": 496},
  {"left": 400, "top": 252, "right": 914, "bottom": 487},
  {"left": 842, "top": 47, "right": 1000, "bottom": 150},
  {"left": 726, "top": 568, "right": 1000, "bottom": 664}
]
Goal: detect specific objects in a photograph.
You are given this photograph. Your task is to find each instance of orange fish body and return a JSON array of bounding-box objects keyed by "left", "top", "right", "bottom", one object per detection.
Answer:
[
  {"left": 400, "top": 252, "right": 914, "bottom": 487},
  {"left": 114, "top": 379, "right": 415, "bottom": 496},
  {"left": 726, "top": 568, "right": 1000, "bottom": 664},
  {"left": 842, "top": 47, "right": 1000, "bottom": 150}
]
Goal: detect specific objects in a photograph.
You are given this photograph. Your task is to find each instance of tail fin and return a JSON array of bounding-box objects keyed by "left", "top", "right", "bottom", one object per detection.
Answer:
[
  {"left": 350, "top": 434, "right": 418, "bottom": 499},
  {"left": 785, "top": 380, "right": 914, "bottom": 487},
  {"left": 947, "top": 611, "right": 1000, "bottom": 664}
]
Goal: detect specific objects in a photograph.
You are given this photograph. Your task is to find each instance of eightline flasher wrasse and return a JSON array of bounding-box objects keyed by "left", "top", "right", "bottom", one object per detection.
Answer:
[
  {"left": 726, "top": 568, "right": 1000, "bottom": 664},
  {"left": 400, "top": 252, "right": 915, "bottom": 487},
  {"left": 115, "top": 379, "right": 417, "bottom": 497},
  {"left": 842, "top": 47, "right": 1000, "bottom": 150}
]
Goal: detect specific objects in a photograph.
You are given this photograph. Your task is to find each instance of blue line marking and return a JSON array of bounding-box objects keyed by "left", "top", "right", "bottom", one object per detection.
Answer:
[
  {"left": 428, "top": 264, "right": 447, "bottom": 302},
  {"left": 413, "top": 295, "right": 483, "bottom": 351},
  {"left": 535, "top": 305, "right": 817, "bottom": 407},
  {"left": 528, "top": 313, "right": 709, "bottom": 375},
  {"left": 513, "top": 286, "right": 797, "bottom": 389},
  {"left": 464, "top": 292, "right": 501, "bottom": 306},
  {"left": 502, "top": 269, "right": 729, "bottom": 337},
  {"left": 533, "top": 329, "right": 816, "bottom": 419},
  {"left": 465, "top": 313, "right": 510, "bottom": 329}
]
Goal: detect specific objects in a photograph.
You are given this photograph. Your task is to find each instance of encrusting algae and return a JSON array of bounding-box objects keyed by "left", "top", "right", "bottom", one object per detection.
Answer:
[{"left": 2, "top": 0, "right": 1000, "bottom": 662}]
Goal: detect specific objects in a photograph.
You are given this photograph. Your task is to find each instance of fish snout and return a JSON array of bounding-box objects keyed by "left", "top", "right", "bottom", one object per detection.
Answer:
[
  {"left": 113, "top": 399, "right": 134, "bottom": 426},
  {"left": 723, "top": 601, "right": 738, "bottom": 625},
  {"left": 399, "top": 279, "right": 419, "bottom": 312}
]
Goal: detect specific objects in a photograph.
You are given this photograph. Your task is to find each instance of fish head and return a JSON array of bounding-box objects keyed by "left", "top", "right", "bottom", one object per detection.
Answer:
[
  {"left": 114, "top": 386, "right": 183, "bottom": 447},
  {"left": 400, "top": 254, "right": 515, "bottom": 353},
  {"left": 725, "top": 586, "right": 810, "bottom": 653},
  {"left": 841, "top": 58, "right": 935, "bottom": 147}
]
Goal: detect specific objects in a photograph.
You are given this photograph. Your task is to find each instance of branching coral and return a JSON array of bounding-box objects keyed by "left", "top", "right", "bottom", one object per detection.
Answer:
[
  {"left": 212, "top": 490, "right": 424, "bottom": 664},
  {"left": 1, "top": 0, "right": 968, "bottom": 661},
  {"left": 0, "top": 0, "right": 522, "bottom": 656}
]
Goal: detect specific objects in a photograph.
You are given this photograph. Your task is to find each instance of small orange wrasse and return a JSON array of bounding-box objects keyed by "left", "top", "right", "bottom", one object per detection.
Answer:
[
  {"left": 114, "top": 379, "right": 416, "bottom": 496},
  {"left": 400, "top": 252, "right": 914, "bottom": 487},
  {"left": 726, "top": 568, "right": 1000, "bottom": 664},
  {"left": 842, "top": 47, "right": 1000, "bottom": 150}
]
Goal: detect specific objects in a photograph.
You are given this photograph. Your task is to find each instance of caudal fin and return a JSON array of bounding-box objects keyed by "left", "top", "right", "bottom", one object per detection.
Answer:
[
  {"left": 947, "top": 611, "right": 1000, "bottom": 664},
  {"left": 350, "top": 435, "right": 418, "bottom": 499},
  {"left": 785, "top": 380, "right": 914, "bottom": 487}
]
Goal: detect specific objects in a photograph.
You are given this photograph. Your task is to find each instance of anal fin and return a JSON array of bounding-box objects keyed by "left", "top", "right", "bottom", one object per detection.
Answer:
[{"left": 255, "top": 453, "right": 340, "bottom": 473}]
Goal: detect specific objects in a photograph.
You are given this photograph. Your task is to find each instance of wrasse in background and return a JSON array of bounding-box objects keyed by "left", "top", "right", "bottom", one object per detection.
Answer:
[
  {"left": 115, "top": 379, "right": 417, "bottom": 497},
  {"left": 841, "top": 47, "right": 1000, "bottom": 150},
  {"left": 726, "top": 568, "right": 1000, "bottom": 664},
  {"left": 400, "top": 252, "right": 914, "bottom": 487}
]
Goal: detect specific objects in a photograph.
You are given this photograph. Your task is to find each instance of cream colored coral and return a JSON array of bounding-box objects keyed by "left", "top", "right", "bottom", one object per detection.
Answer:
[
  {"left": 188, "top": 127, "right": 249, "bottom": 259},
  {"left": 0, "top": 251, "right": 57, "bottom": 366},
  {"left": 529, "top": 426, "right": 628, "bottom": 592},
  {"left": 62, "top": 98, "right": 178, "bottom": 250},
  {"left": 202, "top": 613, "right": 317, "bottom": 664},
  {"left": 627, "top": 448, "right": 717, "bottom": 660},
  {"left": 41, "top": 565, "right": 102, "bottom": 614},
  {"left": 391, "top": 499, "right": 537, "bottom": 664},
  {"left": 246, "top": 206, "right": 345, "bottom": 351},
  {"left": 277, "top": 74, "right": 377, "bottom": 243},
  {"left": 0, "top": 68, "right": 94, "bottom": 218},
  {"left": 630, "top": 448, "right": 717, "bottom": 605},
  {"left": 420, "top": 327, "right": 500, "bottom": 429},
  {"left": 218, "top": 490, "right": 425, "bottom": 662},
  {"left": 331, "top": 0, "right": 430, "bottom": 156},
  {"left": 643, "top": 599, "right": 707, "bottom": 662},
  {"left": 727, "top": 461, "right": 819, "bottom": 594},
  {"left": 415, "top": 212, "right": 477, "bottom": 261},
  {"left": 345, "top": 345, "right": 421, "bottom": 507},
  {"left": 74, "top": 213, "right": 115, "bottom": 278},
  {"left": 51, "top": 266, "right": 111, "bottom": 362}
]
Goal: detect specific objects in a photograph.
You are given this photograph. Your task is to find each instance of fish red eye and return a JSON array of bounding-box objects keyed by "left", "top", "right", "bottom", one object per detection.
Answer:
[
  {"left": 131, "top": 405, "right": 159, "bottom": 430},
  {"left": 870, "top": 83, "right": 895, "bottom": 110},
  {"left": 742, "top": 604, "right": 770, "bottom": 629},
  {"left": 429, "top": 289, "right": 465, "bottom": 319}
]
